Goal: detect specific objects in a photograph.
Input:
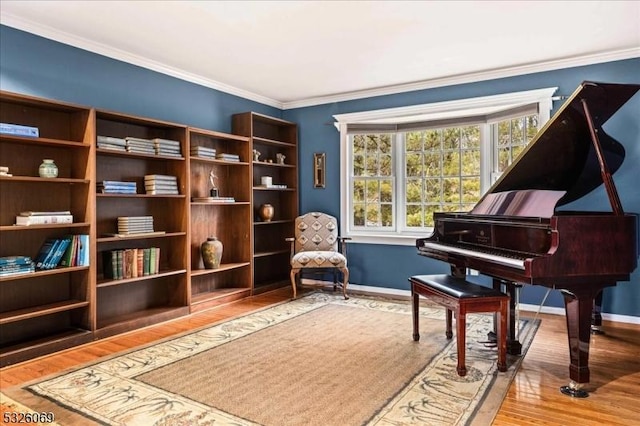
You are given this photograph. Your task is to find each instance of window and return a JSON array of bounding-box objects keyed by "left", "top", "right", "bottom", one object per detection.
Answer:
[{"left": 334, "top": 87, "right": 557, "bottom": 245}]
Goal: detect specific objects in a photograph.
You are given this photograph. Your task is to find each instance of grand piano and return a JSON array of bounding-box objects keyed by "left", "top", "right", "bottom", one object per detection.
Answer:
[{"left": 416, "top": 81, "right": 639, "bottom": 398}]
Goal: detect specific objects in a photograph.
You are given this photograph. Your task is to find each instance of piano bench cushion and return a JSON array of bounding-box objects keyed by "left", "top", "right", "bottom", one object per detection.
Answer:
[{"left": 410, "top": 274, "right": 506, "bottom": 299}]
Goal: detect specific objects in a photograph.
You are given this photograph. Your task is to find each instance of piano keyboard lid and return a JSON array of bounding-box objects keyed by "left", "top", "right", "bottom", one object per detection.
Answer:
[{"left": 479, "top": 81, "right": 640, "bottom": 209}]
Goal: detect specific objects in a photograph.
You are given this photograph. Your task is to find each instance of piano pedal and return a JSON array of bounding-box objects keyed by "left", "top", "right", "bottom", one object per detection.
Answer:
[{"left": 560, "top": 381, "right": 589, "bottom": 398}]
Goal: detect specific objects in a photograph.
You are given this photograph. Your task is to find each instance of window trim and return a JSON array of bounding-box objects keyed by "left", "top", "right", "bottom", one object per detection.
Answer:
[{"left": 334, "top": 87, "right": 557, "bottom": 246}]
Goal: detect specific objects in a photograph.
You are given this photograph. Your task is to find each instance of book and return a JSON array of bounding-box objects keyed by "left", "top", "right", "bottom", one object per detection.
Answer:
[
  {"left": 143, "top": 248, "right": 151, "bottom": 275},
  {"left": 191, "top": 197, "right": 235, "bottom": 203},
  {"left": 0, "top": 122, "right": 39, "bottom": 138},
  {"left": 103, "top": 231, "right": 165, "bottom": 238},
  {"left": 19, "top": 210, "right": 71, "bottom": 217},
  {"left": 16, "top": 215, "right": 73, "bottom": 225},
  {"left": 59, "top": 235, "right": 78, "bottom": 267},
  {"left": 102, "top": 250, "right": 118, "bottom": 279},
  {"left": 0, "top": 255, "right": 33, "bottom": 266},
  {"left": 97, "top": 135, "right": 126, "bottom": 146},
  {"left": 35, "top": 238, "right": 61, "bottom": 270},
  {"left": 144, "top": 174, "right": 177, "bottom": 182},
  {"left": 44, "top": 238, "right": 71, "bottom": 269},
  {"left": 79, "top": 234, "right": 89, "bottom": 266}
]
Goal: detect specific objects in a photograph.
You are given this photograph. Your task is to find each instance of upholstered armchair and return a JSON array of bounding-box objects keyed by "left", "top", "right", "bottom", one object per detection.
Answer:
[{"left": 286, "top": 212, "right": 350, "bottom": 299}]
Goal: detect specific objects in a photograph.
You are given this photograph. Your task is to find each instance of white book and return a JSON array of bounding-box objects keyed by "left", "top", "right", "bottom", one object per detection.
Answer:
[
  {"left": 20, "top": 210, "right": 71, "bottom": 217},
  {"left": 144, "top": 174, "right": 177, "bottom": 181},
  {"left": 16, "top": 215, "right": 73, "bottom": 225}
]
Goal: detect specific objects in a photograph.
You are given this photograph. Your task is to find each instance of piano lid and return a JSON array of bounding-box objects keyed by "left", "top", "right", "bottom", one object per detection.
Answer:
[{"left": 484, "top": 81, "right": 640, "bottom": 207}]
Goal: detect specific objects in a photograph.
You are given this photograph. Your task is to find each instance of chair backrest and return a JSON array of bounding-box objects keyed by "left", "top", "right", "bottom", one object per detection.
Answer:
[{"left": 294, "top": 212, "right": 338, "bottom": 253}]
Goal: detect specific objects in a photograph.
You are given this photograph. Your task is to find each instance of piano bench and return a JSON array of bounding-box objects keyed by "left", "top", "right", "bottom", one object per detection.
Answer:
[{"left": 409, "top": 274, "right": 509, "bottom": 376}]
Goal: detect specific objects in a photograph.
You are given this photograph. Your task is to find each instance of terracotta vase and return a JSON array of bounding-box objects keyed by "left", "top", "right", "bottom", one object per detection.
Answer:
[
  {"left": 258, "top": 203, "right": 275, "bottom": 222},
  {"left": 201, "top": 237, "right": 223, "bottom": 269}
]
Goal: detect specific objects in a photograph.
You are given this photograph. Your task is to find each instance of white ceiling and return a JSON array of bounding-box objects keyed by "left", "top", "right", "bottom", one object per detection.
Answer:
[{"left": 1, "top": 1, "right": 639, "bottom": 109}]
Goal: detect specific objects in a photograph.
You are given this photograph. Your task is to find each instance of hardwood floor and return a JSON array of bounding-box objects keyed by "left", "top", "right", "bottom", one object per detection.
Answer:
[{"left": 1, "top": 287, "right": 639, "bottom": 425}]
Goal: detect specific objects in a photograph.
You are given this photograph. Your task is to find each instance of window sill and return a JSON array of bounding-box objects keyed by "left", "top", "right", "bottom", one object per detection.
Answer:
[{"left": 344, "top": 233, "right": 425, "bottom": 246}]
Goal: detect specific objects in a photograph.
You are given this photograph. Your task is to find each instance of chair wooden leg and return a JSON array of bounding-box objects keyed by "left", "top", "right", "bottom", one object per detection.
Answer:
[
  {"left": 341, "top": 267, "right": 349, "bottom": 299},
  {"left": 290, "top": 269, "right": 298, "bottom": 299}
]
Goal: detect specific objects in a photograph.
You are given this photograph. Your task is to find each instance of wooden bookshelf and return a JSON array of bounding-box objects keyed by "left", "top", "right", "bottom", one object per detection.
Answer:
[
  {"left": 94, "top": 109, "right": 189, "bottom": 338},
  {"left": 232, "top": 112, "right": 299, "bottom": 294},
  {"left": 0, "top": 92, "right": 301, "bottom": 366},
  {"left": 188, "top": 127, "right": 252, "bottom": 312},
  {"left": 0, "top": 91, "right": 95, "bottom": 367}
]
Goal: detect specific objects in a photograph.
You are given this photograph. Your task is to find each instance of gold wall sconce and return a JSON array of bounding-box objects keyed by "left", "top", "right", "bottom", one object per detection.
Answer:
[{"left": 314, "top": 152, "right": 326, "bottom": 188}]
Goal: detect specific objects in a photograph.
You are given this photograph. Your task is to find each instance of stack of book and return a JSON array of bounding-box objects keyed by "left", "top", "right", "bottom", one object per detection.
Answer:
[
  {"left": 117, "top": 216, "right": 155, "bottom": 235},
  {"left": 97, "top": 180, "right": 137, "bottom": 194},
  {"left": 97, "top": 135, "right": 127, "bottom": 152},
  {"left": 190, "top": 145, "right": 216, "bottom": 159},
  {"left": 216, "top": 153, "right": 240, "bottom": 162},
  {"left": 145, "top": 174, "right": 179, "bottom": 195},
  {"left": 102, "top": 247, "right": 160, "bottom": 280},
  {"left": 125, "top": 137, "right": 155, "bottom": 155},
  {"left": 15, "top": 210, "right": 73, "bottom": 226},
  {"left": 0, "top": 255, "right": 35, "bottom": 277},
  {"left": 153, "top": 138, "right": 182, "bottom": 157}
]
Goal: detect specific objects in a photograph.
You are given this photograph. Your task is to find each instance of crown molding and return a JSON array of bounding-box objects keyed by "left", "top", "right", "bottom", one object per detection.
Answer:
[
  {"left": 283, "top": 47, "right": 640, "bottom": 110},
  {"left": 3, "top": 12, "right": 638, "bottom": 111},
  {"left": 0, "top": 13, "right": 284, "bottom": 109}
]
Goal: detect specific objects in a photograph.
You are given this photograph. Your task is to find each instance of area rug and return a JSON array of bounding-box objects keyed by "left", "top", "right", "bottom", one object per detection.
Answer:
[{"left": 1, "top": 293, "right": 539, "bottom": 426}]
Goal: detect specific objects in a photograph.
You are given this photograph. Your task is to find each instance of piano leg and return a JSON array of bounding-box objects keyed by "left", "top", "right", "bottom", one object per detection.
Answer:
[
  {"left": 591, "top": 290, "right": 604, "bottom": 335},
  {"left": 559, "top": 287, "right": 604, "bottom": 398}
]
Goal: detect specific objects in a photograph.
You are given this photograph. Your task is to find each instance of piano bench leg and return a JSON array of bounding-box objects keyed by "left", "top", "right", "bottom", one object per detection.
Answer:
[
  {"left": 412, "top": 288, "right": 420, "bottom": 341},
  {"left": 456, "top": 310, "right": 467, "bottom": 376},
  {"left": 445, "top": 309, "right": 453, "bottom": 339}
]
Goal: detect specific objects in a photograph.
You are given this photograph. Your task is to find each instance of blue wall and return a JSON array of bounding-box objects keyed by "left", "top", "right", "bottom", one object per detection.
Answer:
[
  {"left": 284, "top": 59, "right": 640, "bottom": 317},
  {"left": 2, "top": 25, "right": 638, "bottom": 317},
  {"left": 0, "top": 26, "right": 281, "bottom": 131}
]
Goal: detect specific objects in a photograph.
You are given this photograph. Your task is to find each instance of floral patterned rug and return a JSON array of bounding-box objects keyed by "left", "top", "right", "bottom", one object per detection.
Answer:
[{"left": 1, "top": 293, "right": 539, "bottom": 425}]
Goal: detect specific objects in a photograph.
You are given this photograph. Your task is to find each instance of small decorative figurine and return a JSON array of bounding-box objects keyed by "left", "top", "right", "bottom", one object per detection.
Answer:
[
  {"left": 276, "top": 153, "right": 286, "bottom": 164},
  {"left": 209, "top": 171, "right": 219, "bottom": 197},
  {"left": 253, "top": 149, "right": 261, "bottom": 161}
]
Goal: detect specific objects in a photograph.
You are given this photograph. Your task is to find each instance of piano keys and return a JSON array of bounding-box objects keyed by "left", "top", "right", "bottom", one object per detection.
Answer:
[{"left": 416, "top": 81, "right": 639, "bottom": 397}]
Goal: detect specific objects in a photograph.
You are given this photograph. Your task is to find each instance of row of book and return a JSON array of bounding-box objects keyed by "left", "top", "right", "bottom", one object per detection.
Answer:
[
  {"left": 34, "top": 234, "right": 90, "bottom": 270},
  {"left": 145, "top": 174, "right": 179, "bottom": 195},
  {"left": 0, "top": 255, "right": 35, "bottom": 277},
  {"left": 96, "top": 136, "right": 182, "bottom": 157},
  {"left": 15, "top": 210, "right": 73, "bottom": 226},
  {"left": 98, "top": 180, "right": 137, "bottom": 194},
  {"left": 102, "top": 247, "right": 160, "bottom": 280}
]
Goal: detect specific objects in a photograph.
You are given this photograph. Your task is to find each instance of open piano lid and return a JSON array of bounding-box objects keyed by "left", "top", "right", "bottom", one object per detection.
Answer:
[{"left": 484, "top": 81, "right": 640, "bottom": 208}]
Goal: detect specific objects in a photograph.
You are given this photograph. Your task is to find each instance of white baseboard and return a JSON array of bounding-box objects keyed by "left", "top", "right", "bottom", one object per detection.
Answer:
[{"left": 305, "top": 281, "right": 640, "bottom": 325}]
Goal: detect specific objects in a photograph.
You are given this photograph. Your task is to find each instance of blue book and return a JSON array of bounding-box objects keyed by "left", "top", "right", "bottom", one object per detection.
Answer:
[
  {"left": 34, "top": 238, "right": 58, "bottom": 270},
  {"left": 77, "top": 234, "right": 90, "bottom": 266},
  {"left": 0, "top": 256, "right": 32, "bottom": 266},
  {"left": 45, "top": 238, "right": 71, "bottom": 269}
]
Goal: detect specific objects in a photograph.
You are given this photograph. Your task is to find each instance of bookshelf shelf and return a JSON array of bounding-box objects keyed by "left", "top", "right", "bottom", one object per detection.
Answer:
[
  {"left": 0, "top": 300, "right": 90, "bottom": 325},
  {"left": 97, "top": 268, "right": 187, "bottom": 288}
]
